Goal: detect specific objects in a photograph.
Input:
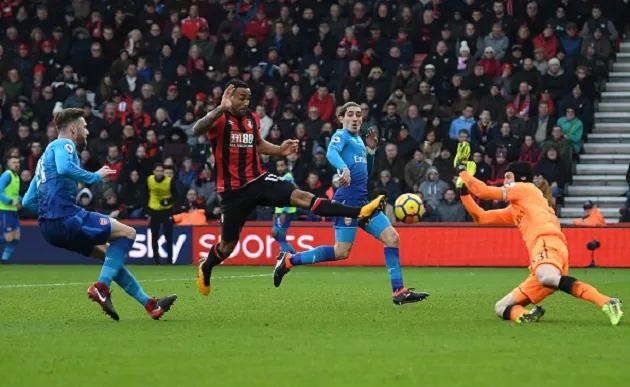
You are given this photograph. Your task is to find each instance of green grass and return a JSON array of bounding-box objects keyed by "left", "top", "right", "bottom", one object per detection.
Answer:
[{"left": 1, "top": 266, "right": 629, "bottom": 387}]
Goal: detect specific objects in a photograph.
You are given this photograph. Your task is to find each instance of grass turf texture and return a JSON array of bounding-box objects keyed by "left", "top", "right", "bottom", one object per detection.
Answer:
[{"left": 0, "top": 266, "right": 628, "bottom": 387}]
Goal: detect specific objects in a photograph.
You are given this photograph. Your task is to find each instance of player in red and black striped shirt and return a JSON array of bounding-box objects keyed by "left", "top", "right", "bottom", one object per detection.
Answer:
[{"left": 191, "top": 80, "right": 386, "bottom": 296}]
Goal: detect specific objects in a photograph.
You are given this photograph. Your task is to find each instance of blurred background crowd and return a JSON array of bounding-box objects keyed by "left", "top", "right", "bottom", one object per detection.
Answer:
[{"left": 0, "top": 0, "right": 628, "bottom": 223}]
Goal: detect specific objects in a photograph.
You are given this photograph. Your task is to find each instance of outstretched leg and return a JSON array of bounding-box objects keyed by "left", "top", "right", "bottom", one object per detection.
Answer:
[
  {"left": 290, "top": 190, "right": 385, "bottom": 226},
  {"left": 536, "top": 264, "right": 623, "bottom": 325}
]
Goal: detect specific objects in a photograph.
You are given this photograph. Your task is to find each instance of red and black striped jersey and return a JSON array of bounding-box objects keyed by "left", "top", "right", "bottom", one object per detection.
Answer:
[{"left": 208, "top": 111, "right": 266, "bottom": 192}]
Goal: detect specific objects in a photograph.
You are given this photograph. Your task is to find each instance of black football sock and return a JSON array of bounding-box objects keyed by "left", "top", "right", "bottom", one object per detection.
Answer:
[
  {"left": 309, "top": 197, "right": 361, "bottom": 218},
  {"left": 205, "top": 243, "right": 228, "bottom": 271}
]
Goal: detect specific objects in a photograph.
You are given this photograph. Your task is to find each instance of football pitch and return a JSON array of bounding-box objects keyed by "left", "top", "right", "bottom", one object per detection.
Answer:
[{"left": 1, "top": 265, "right": 629, "bottom": 387}]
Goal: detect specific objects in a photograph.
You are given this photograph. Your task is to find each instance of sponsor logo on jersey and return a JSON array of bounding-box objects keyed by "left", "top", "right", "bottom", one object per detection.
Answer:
[
  {"left": 230, "top": 131, "right": 255, "bottom": 148},
  {"left": 354, "top": 155, "right": 367, "bottom": 163}
]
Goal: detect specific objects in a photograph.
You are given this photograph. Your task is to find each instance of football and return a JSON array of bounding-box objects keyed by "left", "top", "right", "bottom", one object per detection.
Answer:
[{"left": 394, "top": 194, "right": 425, "bottom": 224}]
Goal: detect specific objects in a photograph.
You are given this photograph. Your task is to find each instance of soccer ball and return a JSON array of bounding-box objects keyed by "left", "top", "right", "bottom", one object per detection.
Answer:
[{"left": 394, "top": 194, "right": 425, "bottom": 224}]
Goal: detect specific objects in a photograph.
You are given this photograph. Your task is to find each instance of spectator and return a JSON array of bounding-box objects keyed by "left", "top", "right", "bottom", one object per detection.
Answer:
[
  {"left": 519, "top": 135, "right": 542, "bottom": 167},
  {"left": 418, "top": 167, "right": 449, "bottom": 210},
  {"left": 535, "top": 145, "right": 571, "bottom": 199},
  {"left": 487, "top": 148, "right": 508, "bottom": 187},
  {"left": 472, "top": 151, "right": 491, "bottom": 183},
  {"left": 574, "top": 200, "right": 606, "bottom": 227},
  {"left": 483, "top": 24, "right": 509, "bottom": 61},
  {"left": 432, "top": 147, "right": 455, "bottom": 185},
  {"left": 373, "top": 170, "right": 402, "bottom": 209},
  {"left": 411, "top": 81, "right": 439, "bottom": 119},
  {"left": 503, "top": 104, "right": 527, "bottom": 140},
  {"left": 528, "top": 102, "right": 556, "bottom": 144},
  {"left": 422, "top": 128, "right": 442, "bottom": 162},
  {"left": 533, "top": 24, "right": 559, "bottom": 60},
  {"left": 307, "top": 85, "right": 334, "bottom": 122},
  {"left": 436, "top": 189, "right": 468, "bottom": 223},
  {"left": 403, "top": 105, "right": 426, "bottom": 143},
  {"left": 478, "top": 47, "right": 502, "bottom": 78},
  {"left": 449, "top": 104, "right": 476, "bottom": 140},
  {"left": 374, "top": 143, "right": 405, "bottom": 186},
  {"left": 542, "top": 125, "right": 574, "bottom": 165},
  {"left": 512, "top": 81, "right": 538, "bottom": 122},
  {"left": 533, "top": 172, "right": 555, "bottom": 208},
  {"left": 556, "top": 105, "right": 584, "bottom": 154},
  {"left": 560, "top": 83, "right": 594, "bottom": 132},
  {"left": 404, "top": 150, "right": 431, "bottom": 193},
  {"left": 395, "top": 124, "right": 418, "bottom": 162},
  {"left": 581, "top": 5, "right": 618, "bottom": 42},
  {"left": 301, "top": 171, "right": 326, "bottom": 198},
  {"left": 119, "top": 170, "right": 145, "bottom": 219},
  {"left": 542, "top": 58, "right": 568, "bottom": 102},
  {"left": 488, "top": 122, "right": 520, "bottom": 162}
]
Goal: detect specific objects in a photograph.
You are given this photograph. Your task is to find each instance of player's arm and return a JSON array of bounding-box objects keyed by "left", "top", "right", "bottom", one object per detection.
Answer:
[
  {"left": 256, "top": 138, "right": 285, "bottom": 155},
  {"left": 0, "top": 172, "right": 13, "bottom": 205},
  {"left": 458, "top": 171, "right": 506, "bottom": 201},
  {"left": 54, "top": 142, "right": 102, "bottom": 184},
  {"left": 460, "top": 195, "right": 513, "bottom": 225},
  {"left": 192, "top": 106, "right": 226, "bottom": 136},
  {"left": 326, "top": 133, "right": 348, "bottom": 171},
  {"left": 22, "top": 178, "right": 39, "bottom": 214}
]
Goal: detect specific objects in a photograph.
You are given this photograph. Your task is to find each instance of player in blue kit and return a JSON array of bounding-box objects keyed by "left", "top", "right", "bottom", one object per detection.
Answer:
[
  {"left": 273, "top": 102, "right": 429, "bottom": 304},
  {"left": 22, "top": 108, "right": 177, "bottom": 321},
  {"left": 272, "top": 158, "right": 297, "bottom": 254}
]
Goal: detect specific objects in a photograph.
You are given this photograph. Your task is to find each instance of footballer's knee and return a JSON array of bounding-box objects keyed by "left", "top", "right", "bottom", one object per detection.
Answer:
[
  {"left": 110, "top": 219, "right": 136, "bottom": 240},
  {"left": 380, "top": 226, "right": 399, "bottom": 248},
  {"left": 494, "top": 300, "right": 507, "bottom": 318},
  {"left": 536, "top": 265, "right": 561, "bottom": 288},
  {"left": 220, "top": 240, "right": 237, "bottom": 256},
  {"left": 334, "top": 242, "right": 352, "bottom": 260},
  {"left": 272, "top": 231, "right": 279, "bottom": 238}
]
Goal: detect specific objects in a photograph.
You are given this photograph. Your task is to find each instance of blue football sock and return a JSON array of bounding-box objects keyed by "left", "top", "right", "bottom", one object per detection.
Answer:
[
  {"left": 274, "top": 234, "right": 296, "bottom": 254},
  {"left": 114, "top": 266, "right": 151, "bottom": 306},
  {"left": 98, "top": 237, "right": 134, "bottom": 287},
  {"left": 1, "top": 239, "right": 18, "bottom": 261},
  {"left": 290, "top": 246, "right": 335, "bottom": 266},
  {"left": 384, "top": 247, "right": 404, "bottom": 293}
]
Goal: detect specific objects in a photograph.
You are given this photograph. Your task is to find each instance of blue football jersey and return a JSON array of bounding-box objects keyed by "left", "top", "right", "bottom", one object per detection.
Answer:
[
  {"left": 327, "top": 129, "right": 370, "bottom": 201},
  {"left": 23, "top": 139, "right": 102, "bottom": 219}
]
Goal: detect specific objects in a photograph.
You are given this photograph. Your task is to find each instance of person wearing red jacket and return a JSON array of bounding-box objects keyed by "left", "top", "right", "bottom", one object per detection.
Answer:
[
  {"left": 244, "top": 6, "right": 271, "bottom": 43},
  {"left": 181, "top": 5, "right": 209, "bottom": 41},
  {"left": 307, "top": 85, "right": 335, "bottom": 122},
  {"left": 122, "top": 100, "right": 152, "bottom": 135},
  {"left": 532, "top": 24, "right": 559, "bottom": 60}
]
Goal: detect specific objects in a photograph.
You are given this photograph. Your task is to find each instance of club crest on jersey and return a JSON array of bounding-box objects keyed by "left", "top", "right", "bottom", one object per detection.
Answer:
[
  {"left": 230, "top": 132, "right": 255, "bottom": 148},
  {"left": 246, "top": 119, "right": 253, "bottom": 128},
  {"left": 99, "top": 217, "right": 110, "bottom": 226}
]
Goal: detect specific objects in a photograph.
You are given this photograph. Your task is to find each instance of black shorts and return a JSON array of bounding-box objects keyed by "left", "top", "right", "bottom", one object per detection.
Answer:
[{"left": 219, "top": 173, "right": 297, "bottom": 242}]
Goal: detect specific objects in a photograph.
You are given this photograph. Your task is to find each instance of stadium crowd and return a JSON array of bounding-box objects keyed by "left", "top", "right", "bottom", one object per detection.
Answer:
[{"left": 0, "top": 0, "right": 628, "bottom": 224}]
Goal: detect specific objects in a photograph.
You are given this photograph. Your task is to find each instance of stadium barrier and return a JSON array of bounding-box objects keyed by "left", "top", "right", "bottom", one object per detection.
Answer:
[{"left": 8, "top": 222, "right": 630, "bottom": 268}]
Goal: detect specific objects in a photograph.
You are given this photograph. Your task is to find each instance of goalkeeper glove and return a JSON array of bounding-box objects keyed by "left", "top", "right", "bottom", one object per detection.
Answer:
[{"left": 453, "top": 142, "right": 471, "bottom": 168}]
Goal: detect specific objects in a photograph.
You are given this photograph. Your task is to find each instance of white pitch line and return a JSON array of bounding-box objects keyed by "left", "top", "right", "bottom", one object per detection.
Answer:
[{"left": 0, "top": 273, "right": 271, "bottom": 289}]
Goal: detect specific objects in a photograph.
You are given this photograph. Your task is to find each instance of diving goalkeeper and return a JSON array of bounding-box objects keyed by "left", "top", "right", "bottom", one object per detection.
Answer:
[{"left": 454, "top": 142, "right": 623, "bottom": 325}]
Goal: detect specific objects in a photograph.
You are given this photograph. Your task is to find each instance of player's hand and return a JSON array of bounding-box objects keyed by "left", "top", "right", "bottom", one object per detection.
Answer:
[
  {"left": 280, "top": 139, "right": 299, "bottom": 156},
  {"left": 365, "top": 128, "right": 378, "bottom": 150},
  {"left": 96, "top": 166, "right": 117, "bottom": 180},
  {"left": 220, "top": 84, "right": 234, "bottom": 110},
  {"left": 453, "top": 142, "right": 471, "bottom": 169},
  {"left": 339, "top": 168, "right": 351, "bottom": 187},
  {"left": 12, "top": 200, "right": 19, "bottom": 207}
]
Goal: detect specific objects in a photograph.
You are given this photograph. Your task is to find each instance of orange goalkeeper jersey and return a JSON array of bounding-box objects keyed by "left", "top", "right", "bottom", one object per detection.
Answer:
[{"left": 459, "top": 171, "right": 567, "bottom": 256}]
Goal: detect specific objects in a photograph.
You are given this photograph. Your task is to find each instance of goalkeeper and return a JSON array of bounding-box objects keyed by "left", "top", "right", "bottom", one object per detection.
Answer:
[
  {"left": 272, "top": 102, "right": 428, "bottom": 305},
  {"left": 454, "top": 142, "right": 623, "bottom": 325}
]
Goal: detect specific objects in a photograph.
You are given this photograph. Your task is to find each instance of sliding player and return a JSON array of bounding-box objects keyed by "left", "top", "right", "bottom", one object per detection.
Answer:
[
  {"left": 22, "top": 108, "right": 177, "bottom": 321},
  {"left": 273, "top": 102, "right": 429, "bottom": 305},
  {"left": 454, "top": 142, "right": 623, "bottom": 325}
]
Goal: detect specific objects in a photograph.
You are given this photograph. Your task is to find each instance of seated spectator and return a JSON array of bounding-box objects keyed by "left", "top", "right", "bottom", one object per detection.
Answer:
[
  {"left": 432, "top": 146, "right": 455, "bottom": 185},
  {"left": 574, "top": 200, "right": 606, "bottom": 227},
  {"left": 502, "top": 104, "right": 527, "bottom": 140},
  {"left": 487, "top": 148, "right": 508, "bottom": 187},
  {"left": 518, "top": 135, "right": 542, "bottom": 168},
  {"left": 472, "top": 151, "right": 491, "bottom": 183},
  {"left": 533, "top": 172, "right": 554, "bottom": 208},
  {"left": 512, "top": 81, "right": 538, "bottom": 122},
  {"left": 533, "top": 24, "right": 559, "bottom": 60},
  {"left": 395, "top": 124, "right": 418, "bottom": 162},
  {"left": 404, "top": 150, "right": 431, "bottom": 193},
  {"left": 535, "top": 145, "right": 571, "bottom": 199},
  {"left": 533, "top": 48, "right": 550, "bottom": 75},
  {"left": 529, "top": 101, "right": 556, "bottom": 144},
  {"left": 556, "top": 105, "right": 584, "bottom": 154},
  {"left": 560, "top": 83, "right": 594, "bottom": 132},
  {"left": 403, "top": 105, "right": 426, "bottom": 143},
  {"left": 436, "top": 188, "right": 468, "bottom": 222},
  {"left": 300, "top": 171, "right": 326, "bottom": 198},
  {"left": 422, "top": 129, "right": 442, "bottom": 162},
  {"left": 98, "top": 189, "right": 125, "bottom": 219},
  {"left": 448, "top": 104, "right": 476, "bottom": 140},
  {"left": 373, "top": 170, "right": 402, "bottom": 209},
  {"left": 541, "top": 125, "right": 573, "bottom": 165},
  {"left": 487, "top": 122, "right": 520, "bottom": 161},
  {"left": 478, "top": 46, "right": 502, "bottom": 78},
  {"left": 119, "top": 170, "right": 145, "bottom": 219},
  {"left": 418, "top": 167, "right": 449, "bottom": 210},
  {"left": 374, "top": 143, "right": 405, "bottom": 186},
  {"left": 470, "top": 109, "right": 498, "bottom": 151}
]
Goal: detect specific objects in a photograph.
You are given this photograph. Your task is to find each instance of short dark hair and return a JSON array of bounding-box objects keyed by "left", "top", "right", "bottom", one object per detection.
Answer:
[
  {"left": 339, "top": 101, "right": 361, "bottom": 117},
  {"left": 276, "top": 158, "right": 287, "bottom": 165},
  {"left": 53, "top": 108, "right": 84, "bottom": 133},
  {"left": 226, "top": 79, "right": 249, "bottom": 90},
  {"left": 153, "top": 162, "right": 164, "bottom": 170}
]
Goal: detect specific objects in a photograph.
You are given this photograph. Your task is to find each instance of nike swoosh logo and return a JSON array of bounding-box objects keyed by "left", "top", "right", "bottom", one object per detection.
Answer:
[
  {"left": 153, "top": 306, "right": 162, "bottom": 313},
  {"left": 94, "top": 287, "right": 107, "bottom": 303}
]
